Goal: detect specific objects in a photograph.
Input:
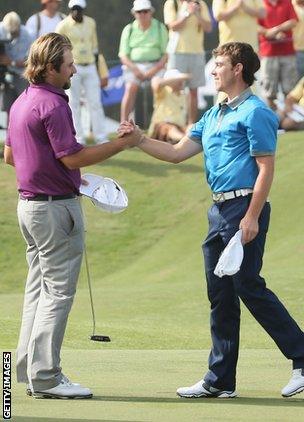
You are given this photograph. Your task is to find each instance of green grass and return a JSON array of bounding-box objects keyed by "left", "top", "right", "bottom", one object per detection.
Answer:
[{"left": 1, "top": 131, "right": 304, "bottom": 420}]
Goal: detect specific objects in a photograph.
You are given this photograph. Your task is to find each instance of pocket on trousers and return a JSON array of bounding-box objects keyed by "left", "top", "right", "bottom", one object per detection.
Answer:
[{"left": 59, "top": 205, "right": 76, "bottom": 236}]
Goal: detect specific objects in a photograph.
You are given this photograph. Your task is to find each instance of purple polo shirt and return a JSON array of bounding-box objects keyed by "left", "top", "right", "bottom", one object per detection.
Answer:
[{"left": 6, "top": 83, "right": 83, "bottom": 197}]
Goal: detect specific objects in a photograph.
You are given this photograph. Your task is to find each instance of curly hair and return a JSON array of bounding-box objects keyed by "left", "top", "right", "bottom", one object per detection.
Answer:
[
  {"left": 213, "top": 42, "right": 260, "bottom": 86},
  {"left": 24, "top": 33, "right": 72, "bottom": 84}
]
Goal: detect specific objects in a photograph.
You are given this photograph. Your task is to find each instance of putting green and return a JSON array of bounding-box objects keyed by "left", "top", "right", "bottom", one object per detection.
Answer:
[
  {"left": 3, "top": 349, "right": 304, "bottom": 422},
  {"left": 1, "top": 131, "right": 304, "bottom": 420}
]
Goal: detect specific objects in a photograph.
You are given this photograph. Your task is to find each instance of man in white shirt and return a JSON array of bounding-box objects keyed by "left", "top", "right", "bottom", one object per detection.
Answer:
[{"left": 26, "top": 0, "right": 65, "bottom": 40}]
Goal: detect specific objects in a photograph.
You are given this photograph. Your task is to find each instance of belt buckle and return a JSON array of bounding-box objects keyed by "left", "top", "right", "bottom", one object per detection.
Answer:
[{"left": 213, "top": 192, "right": 225, "bottom": 202}]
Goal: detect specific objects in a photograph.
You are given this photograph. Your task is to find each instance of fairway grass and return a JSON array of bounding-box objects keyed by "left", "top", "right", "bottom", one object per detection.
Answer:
[{"left": 3, "top": 349, "right": 304, "bottom": 422}]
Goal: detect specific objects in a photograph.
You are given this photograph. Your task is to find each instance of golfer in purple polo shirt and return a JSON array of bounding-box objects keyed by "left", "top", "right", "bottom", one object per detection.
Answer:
[{"left": 4, "top": 32, "right": 141, "bottom": 399}]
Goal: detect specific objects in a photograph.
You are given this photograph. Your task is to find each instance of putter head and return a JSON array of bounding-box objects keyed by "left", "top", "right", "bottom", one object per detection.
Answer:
[{"left": 90, "top": 335, "right": 111, "bottom": 342}]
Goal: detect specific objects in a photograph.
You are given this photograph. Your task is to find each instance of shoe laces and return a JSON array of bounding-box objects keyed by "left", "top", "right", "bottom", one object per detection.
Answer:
[
  {"left": 60, "top": 375, "right": 73, "bottom": 386},
  {"left": 292, "top": 369, "right": 304, "bottom": 378}
]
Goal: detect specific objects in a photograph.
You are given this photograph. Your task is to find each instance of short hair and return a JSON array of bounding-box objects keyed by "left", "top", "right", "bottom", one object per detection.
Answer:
[
  {"left": 24, "top": 33, "right": 72, "bottom": 84},
  {"left": 213, "top": 42, "right": 260, "bottom": 86},
  {"left": 3, "top": 12, "right": 21, "bottom": 33}
]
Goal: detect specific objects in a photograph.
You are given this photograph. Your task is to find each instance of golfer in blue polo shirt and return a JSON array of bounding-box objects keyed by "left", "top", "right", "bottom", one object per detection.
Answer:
[{"left": 119, "top": 42, "right": 304, "bottom": 399}]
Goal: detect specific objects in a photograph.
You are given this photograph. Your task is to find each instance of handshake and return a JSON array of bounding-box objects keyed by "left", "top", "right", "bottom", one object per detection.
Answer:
[{"left": 117, "top": 119, "right": 145, "bottom": 148}]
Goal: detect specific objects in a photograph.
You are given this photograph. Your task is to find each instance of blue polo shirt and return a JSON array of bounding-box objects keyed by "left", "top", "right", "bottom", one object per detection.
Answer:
[{"left": 190, "top": 88, "right": 278, "bottom": 193}]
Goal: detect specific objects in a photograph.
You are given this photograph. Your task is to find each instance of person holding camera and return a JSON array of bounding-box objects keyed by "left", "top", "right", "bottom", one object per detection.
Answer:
[
  {"left": 0, "top": 12, "right": 32, "bottom": 113},
  {"left": 163, "top": 0, "right": 212, "bottom": 125}
]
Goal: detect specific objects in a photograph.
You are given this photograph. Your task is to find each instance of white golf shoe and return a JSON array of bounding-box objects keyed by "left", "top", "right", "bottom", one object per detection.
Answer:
[
  {"left": 33, "top": 378, "right": 92, "bottom": 399},
  {"left": 177, "top": 379, "right": 237, "bottom": 398},
  {"left": 27, "top": 375, "right": 80, "bottom": 397},
  {"left": 282, "top": 369, "right": 304, "bottom": 397}
]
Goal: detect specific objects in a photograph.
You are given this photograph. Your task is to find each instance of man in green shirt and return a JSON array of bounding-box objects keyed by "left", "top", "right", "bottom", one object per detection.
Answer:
[{"left": 118, "top": 0, "right": 168, "bottom": 121}]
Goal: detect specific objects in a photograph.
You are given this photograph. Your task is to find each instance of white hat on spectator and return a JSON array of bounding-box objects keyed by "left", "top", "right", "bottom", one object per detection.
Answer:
[
  {"left": 3, "top": 12, "right": 21, "bottom": 33},
  {"left": 68, "top": 0, "right": 86, "bottom": 9},
  {"left": 132, "top": 0, "right": 155, "bottom": 13}
]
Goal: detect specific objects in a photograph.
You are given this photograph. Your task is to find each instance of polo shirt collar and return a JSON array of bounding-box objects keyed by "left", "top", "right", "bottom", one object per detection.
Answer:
[
  {"left": 219, "top": 87, "right": 253, "bottom": 110},
  {"left": 30, "top": 83, "right": 69, "bottom": 101}
]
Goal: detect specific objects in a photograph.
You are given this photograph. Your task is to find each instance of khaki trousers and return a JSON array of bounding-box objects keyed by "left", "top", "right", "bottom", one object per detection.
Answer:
[{"left": 16, "top": 197, "right": 84, "bottom": 391}]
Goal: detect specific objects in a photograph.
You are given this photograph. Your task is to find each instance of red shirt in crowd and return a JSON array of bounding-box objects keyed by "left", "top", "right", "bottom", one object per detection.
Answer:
[{"left": 258, "top": 0, "right": 298, "bottom": 57}]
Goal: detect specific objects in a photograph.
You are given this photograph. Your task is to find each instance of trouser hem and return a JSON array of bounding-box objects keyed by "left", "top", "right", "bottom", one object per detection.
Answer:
[
  {"left": 293, "top": 360, "right": 304, "bottom": 369},
  {"left": 32, "top": 374, "right": 62, "bottom": 392}
]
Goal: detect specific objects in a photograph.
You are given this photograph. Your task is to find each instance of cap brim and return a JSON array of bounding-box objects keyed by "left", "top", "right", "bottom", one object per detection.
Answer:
[{"left": 131, "top": 7, "right": 155, "bottom": 13}]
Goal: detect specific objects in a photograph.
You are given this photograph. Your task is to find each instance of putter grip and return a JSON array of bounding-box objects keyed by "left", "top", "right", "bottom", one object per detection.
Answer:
[{"left": 90, "top": 335, "right": 111, "bottom": 342}]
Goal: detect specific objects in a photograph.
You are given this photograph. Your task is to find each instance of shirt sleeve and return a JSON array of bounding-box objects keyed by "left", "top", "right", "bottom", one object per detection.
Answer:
[
  {"left": 159, "top": 22, "right": 169, "bottom": 54},
  {"left": 43, "top": 105, "right": 83, "bottom": 158},
  {"left": 55, "top": 20, "right": 65, "bottom": 35},
  {"left": 289, "top": 77, "right": 304, "bottom": 101},
  {"left": 91, "top": 19, "right": 98, "bottom": 55},
  {"left": 118, "top": 24, "right": 132, "bottom": 58},
  {"left": 246, "top": 107, "right": 278, "bottom": 156},
  {"left": 189, "top": 115, "right": 205, "bottom": 143},
  {"left": 164, "top": 0, "right": 177, "bottom": 25},
  {"left": 25, "top": 15, "right": 37, "bottom": 39}
]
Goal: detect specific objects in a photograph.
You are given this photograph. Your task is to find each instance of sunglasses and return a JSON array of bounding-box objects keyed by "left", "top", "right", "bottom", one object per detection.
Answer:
[{"left": 136, "top": 9, "right": 150, "bottom": 14}]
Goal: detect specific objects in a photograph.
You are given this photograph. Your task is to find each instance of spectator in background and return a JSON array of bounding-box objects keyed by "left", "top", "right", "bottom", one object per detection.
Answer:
[
  {"left": 258, "top": 0, "right": 298, "bottom": 110},
  {"left": 26, "top": 0, "right": 65, "bottom": 40},
  {"left": 0, "top": 12, "right": 32, "bottom": 113},
  {"left": 292, "top": 0, "right": 304, "bottom": 78},
  {"left": 163, "top": 0, "right": 212, "bottom": 125},
  {"left": 56, "top": 0, "right": 107, "bottom": 144},
  {"left": 212, "top": 0, "right": 266, "bottom": 52},
  {"left": 148, "top": 68, "right": 190, "bottom": 143},
  {"left": 118, "top": 0, "right": 168, "bottom": 122},
  {"left": 277, "top": 76, "right": 304, "bottom": 130}
]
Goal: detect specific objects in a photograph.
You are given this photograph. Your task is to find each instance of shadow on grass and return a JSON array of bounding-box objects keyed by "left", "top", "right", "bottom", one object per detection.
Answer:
[
  {"left": 98, "top": 157, "right": 202, "bottom": 177},
  {"left": 92, "top": 395, "right": 304, "bottom": 407}
]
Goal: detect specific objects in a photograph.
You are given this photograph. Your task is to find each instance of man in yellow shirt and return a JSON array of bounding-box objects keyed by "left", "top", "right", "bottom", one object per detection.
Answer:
[
  {"left": 212, "top": 0, "right": 265, "bottom": 51},
  {"left": 56, "top": 0, "right": 107, "bottom": 144},
  {"left": 293, "top": 0, "right": 304, "bottom": 77},
  {"left": 163, "top": 0, "right": 212, "bottom": 124}
]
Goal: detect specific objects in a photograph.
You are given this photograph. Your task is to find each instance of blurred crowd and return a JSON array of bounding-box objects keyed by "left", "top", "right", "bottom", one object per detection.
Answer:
[{"left": 1, "top": 0, "right": 304, "bottom": 144}]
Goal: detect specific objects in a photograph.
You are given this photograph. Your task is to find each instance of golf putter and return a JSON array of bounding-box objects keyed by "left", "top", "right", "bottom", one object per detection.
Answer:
[{"left": 84, "top": 244, "right": 111, "bottom": 342}]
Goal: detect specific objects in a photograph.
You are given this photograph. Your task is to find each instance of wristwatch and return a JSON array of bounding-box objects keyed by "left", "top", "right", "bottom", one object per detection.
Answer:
[
  {"left": 183, "top": 11, "right": 190, "bottom": 18},
  {"left": 11, "top": 60, "right": 16, "bottom": 67}
]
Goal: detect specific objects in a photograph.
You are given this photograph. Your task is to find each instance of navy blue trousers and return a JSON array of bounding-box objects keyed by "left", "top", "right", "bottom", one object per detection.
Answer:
[{"left": 202, "top": 196, "right": 304, "bottom": 391}]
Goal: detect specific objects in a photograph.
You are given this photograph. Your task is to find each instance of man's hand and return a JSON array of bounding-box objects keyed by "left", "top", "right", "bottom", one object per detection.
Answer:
[
  {"left": 133, "top": 67, "right": 146, "bottom": 81},
  {"left": 100, "top": 77, "right": 108, "bottom": 88},
  {"left": 120, "top": 126, "right": 143, "bottom": 148},
  {"left": 117, "top": 120, "right": 136, "bottom": 137},
  {"left": 265, "top": 27, "right": 285, "bottom": 40},
  {"left": 188, "top": 1, "right": 200, "bottom": 15},
  {"left": 81, "top": 178, "right": 89, "bottom": 186},
  {"left": 239, "top": 215, "right": 259, "bottom": 244}
]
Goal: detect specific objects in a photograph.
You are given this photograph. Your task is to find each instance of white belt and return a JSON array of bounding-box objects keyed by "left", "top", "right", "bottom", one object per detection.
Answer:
[{"left": 212, "top": 189, "right": 253, "bottom": 203}]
